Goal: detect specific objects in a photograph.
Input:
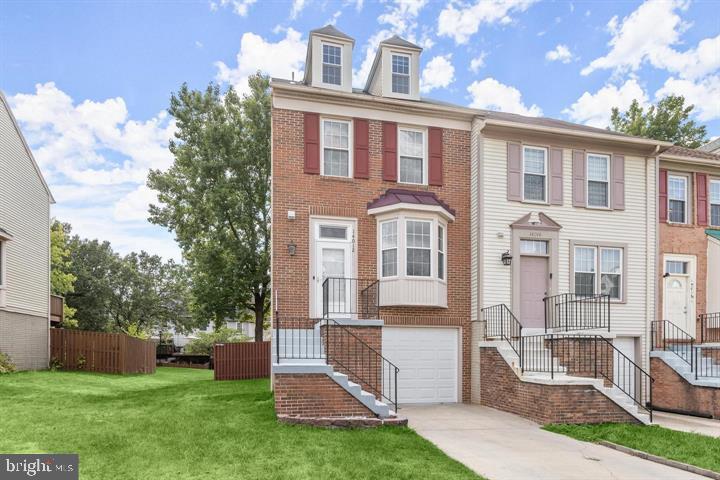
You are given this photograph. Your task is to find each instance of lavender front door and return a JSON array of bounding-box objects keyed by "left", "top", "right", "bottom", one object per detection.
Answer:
[{"left": 519, "top": 256, "right": 548, "bottom": 328}]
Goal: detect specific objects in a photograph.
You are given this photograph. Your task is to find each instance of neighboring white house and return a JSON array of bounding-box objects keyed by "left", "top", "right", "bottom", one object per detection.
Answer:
[{"left": 0, "top": 91, "right": 54, "bottom": 370}]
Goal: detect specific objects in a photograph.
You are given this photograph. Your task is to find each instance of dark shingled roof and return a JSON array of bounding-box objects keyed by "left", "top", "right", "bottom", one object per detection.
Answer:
[
  {"left": 380, "top": 35, "right": 422, "bottom": 51},
  {"left": 310, "top": 25, "right": 354, "bottom": 43},
  {"left": 698, "top": 137, "right": 720, "bottom": 153},
  {"left": 367, "top": 189, "right": 455, "bottom": 217},
  {"left": 662, "top": 145, "right": 720, "bottom": 161}
]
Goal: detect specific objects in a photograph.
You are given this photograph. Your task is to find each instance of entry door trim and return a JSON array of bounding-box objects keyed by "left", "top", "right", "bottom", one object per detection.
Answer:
[
  {"left": 663, "top": 253, "right": 696, "bottom": 336},
  {"left": 510, "top": 228, "right": 560, "bottom": 320},
  {"left": 309, "top": 216, "right": 357, "bottom": 318}
]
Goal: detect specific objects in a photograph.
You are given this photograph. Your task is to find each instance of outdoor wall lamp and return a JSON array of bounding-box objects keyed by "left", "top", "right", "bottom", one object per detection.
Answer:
[
  {"left": 501, "top": 250, "right": 513, "bottom": 266},
  {"left": 287, "top": 241, "right": 296, "bottom": 256}
]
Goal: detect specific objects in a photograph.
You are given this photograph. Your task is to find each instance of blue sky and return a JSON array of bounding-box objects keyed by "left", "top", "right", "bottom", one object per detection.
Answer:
[{"left": 1, "top": 0, "right": 719, "bottom": 260}]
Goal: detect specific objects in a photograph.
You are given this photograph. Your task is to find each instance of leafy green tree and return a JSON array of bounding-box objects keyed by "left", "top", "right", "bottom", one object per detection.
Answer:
[
  {"left": 610, "top": 95, "right": 708, "bottom": 147},
  {"left": 148, "top": 73, "right": 271, "bottom": 341},
  {"left": 50, "top": 220, "right": 77, "bottom": 326}
]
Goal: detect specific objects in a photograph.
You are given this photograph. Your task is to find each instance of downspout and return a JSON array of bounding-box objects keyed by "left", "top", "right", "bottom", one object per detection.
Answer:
[{"left": 651, "top": 144, "right": 661, "bottom": 372}]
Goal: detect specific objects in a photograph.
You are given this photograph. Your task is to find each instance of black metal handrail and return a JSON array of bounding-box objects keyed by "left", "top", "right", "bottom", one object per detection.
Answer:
[
  {"left": 482, "top": 304, "right": 522, "bottom": 360},
  {"left": 651, "top": 320, "right": 695, "bottom": 369},
  {"left": 544, "top": 293, "right": 610, "bottom": 332},
  {"left": 699, "top": 312, "right": 720, "bottom": 344},
  {"left": 694, "top": 346, "right": 720, "bottom": 379},
  {"left": 274, "top": 316, "right": 398, "bottom": 411},
  {"left": 322, "top": 277, "right": 380, "bottom": 319},
  {"left": 521, "top": 333, "right": 653, "bottom": 420}
]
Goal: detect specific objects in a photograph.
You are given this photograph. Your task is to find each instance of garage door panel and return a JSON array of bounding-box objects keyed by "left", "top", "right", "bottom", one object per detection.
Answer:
[{"left": 382, "top": 327, "right": 459, "bottom": 404}]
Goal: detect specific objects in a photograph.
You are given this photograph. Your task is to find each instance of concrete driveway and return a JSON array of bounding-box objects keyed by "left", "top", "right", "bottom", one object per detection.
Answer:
[{"left": 402, "top": 404, "right": 707, "bottom": 480}]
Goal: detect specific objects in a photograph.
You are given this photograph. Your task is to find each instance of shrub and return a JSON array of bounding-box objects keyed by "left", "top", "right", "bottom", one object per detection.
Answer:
[
  {"left": 0, "top": 352, "right": 16, "bottom": 374},
  {"left": 49, "top": 357, "right": 63, "bottom": 371},
  {"left": 184, "top": 327, "right": 248, "bottom": 355}
]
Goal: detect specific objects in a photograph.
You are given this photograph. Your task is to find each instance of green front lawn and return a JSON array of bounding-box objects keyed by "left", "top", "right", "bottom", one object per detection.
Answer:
[
  {"left": 544, "top": 423, "right": 720, "bottom": 473},
  {"left": 0, "top": 368, "right": 480, "bottom": 480}
]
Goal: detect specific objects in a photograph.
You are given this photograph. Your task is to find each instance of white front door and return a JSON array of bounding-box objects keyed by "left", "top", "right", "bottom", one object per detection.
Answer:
[
  {"left": 663, "top": 255, "right": 696, "bottom": 335},
  {"left": 311, "top": 219, "right": 354, "bottom": 318}
]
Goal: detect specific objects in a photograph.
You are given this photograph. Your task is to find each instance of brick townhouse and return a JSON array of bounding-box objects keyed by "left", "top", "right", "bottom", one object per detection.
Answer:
[{"left": 270, "top": 25, "right": 716, "bottom": 426}]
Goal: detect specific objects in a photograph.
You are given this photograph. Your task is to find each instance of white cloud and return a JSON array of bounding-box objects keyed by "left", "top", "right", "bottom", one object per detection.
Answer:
[
  {"left": 210, "top": 0, "right": 257, "bottom": 17},
  {"left": 437, "top": 0, "right": 537, "bottom": 45},
  {"left": 469, "top": 52, "right": 487, "bottom": 73},
  {"left": 581, "top": 0, "right": 718, "bottom": 80},
  {"left": 9, "top": 83, "right": 181, "bottom": 260},
  {"left": 420, "top": 54, "right": 455, "bottom": 93},
  {"left": 563, "top": 78, "right": 649, "bottom": 128},
  {"left": 290, "top": 0, "right": 307, "bottom": 19},
  {"left": 215, "top": 28, "right": 306, "bottom": 94},
  {"left": 467, "top": 78, "right": 542, "bottom": 116},
  {"left": 545, "top": 44, "right": 574, "bottom": 63},
  {"left": 656, "top": 75, "right": 720, "bottom": 121}
]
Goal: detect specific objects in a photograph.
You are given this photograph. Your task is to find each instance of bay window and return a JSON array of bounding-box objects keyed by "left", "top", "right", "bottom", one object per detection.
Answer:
[
  {"left": 398, "top": 128, "right": 425, "bottom": 184},
  {"left": 573, "top": 245, "right": 624, "bottom": 301},
  {"left": 668, "top": 174, "right": 688, "bottom": 224},
  {"left": 438, "top": 225, "right": 445, "bottom": 280},
  {"left": 406, "top": 220, "right": 431, "bottom": 277},
  {"left": 381, "top": 220, "right": 397, "bottom": 277},
  {"left": 523, "top": 146, "right": 547, "bottom": 202},
  {"left": 587, "top": 154, "right": 610, "bottom": 208},
  {"left": 711, "top": 179, "right": 720, "bottom": 227},
  {"left": 321, "top": 119, "right": 351, "bottom": 177}
]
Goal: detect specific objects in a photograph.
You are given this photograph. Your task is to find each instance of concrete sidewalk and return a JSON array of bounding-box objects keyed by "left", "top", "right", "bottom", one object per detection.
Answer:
[
  {"left": 402, "top": 404, "right": 706, "bottom": 480},
  {"left": 653, "top": 411, "right": 720, "bottom": 437}
]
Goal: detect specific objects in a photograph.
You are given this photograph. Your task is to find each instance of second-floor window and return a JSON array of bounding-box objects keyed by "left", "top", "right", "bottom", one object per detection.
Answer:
[
  {"left": 406, "top": 220, "right": 431, "bottom": 277},
  {"left": 523, "top": 146, "right": 547, "bottom": 202},
  {"left": 668, "top": 174, "right": 688, "bottom": 224},
  {"left": 711, "top": 179, "right": 720, "bottom": 227},
  {"left": 398, "top": 128, "right": 425, "bottom": 184},
  {"left": 587, "top": 154, "right": 610, "bottom": 208},
  {"left": 391, "top": 54, "right": 410, "bottom": 94},
  {"left": 322, "top": 44, "right": 342, "bottom": 86},
  {"left": 321, "top": 119, "right": 351, "bottom": 177}
]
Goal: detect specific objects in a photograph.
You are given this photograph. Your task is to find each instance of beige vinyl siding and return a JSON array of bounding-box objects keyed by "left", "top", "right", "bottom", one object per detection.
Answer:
[
  {"left": 480, "top": 138, "right": 656, "bottom": 342},
  {"left": 0, "top": 98, "right": 51, "bottom": 317}
]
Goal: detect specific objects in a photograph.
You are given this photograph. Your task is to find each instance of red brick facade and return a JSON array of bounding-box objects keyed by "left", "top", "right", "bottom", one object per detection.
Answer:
[
  {"left": 274, "top": 373, "right": 376, "bottom": 418},
  {"left": 480, "top": 348, "right": 639, "bottom": 424},
  {"left": 271, "top": 107, "right": 472, "bottom": 401},
  {"left": 650, "top": 357, "right": 720, "bottom": 418}
]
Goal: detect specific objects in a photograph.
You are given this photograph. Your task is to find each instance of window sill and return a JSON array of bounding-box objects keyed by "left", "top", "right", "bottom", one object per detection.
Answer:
[{"left": 319, "top": 175, "right": 354, "bottom": 183}]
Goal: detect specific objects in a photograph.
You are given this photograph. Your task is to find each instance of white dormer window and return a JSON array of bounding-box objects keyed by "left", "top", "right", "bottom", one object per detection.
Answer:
[
  {"left": 391, "top": 54, "right": 410, "bottom": 94},
  {"left": 322, "top": 43, "right": 342, "bottom": 86}
]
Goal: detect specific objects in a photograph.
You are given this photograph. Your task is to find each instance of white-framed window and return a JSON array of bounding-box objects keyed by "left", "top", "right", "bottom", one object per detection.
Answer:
[
  {"left": 322, "top": 43, "right": 342, "bottom": 86},
  {"left": 520, "top": 239, "right": 548, "bottom": 255},
  {"left": 710, "top": 179, "right": 720, "bottom": 227},
  {"left": 398, "top": 127, "right": 426, "bottom": 185},
  {"left": 587, "top": 153, "right": 610, "bottom": 208},
  {"left": 319, "top": 224, "right": 348, "bottom": 240},
  {"left": 321, "top": 118, "right": 351, "bottom": 177},
  {"left": 665, "top": 260, "right": 688, "bottom": 275},
  {"left": 668, "top": 174, "right": 688, "bottom": 224},
  {"left": 391, "top": 54, "right": 410, "bottom": 94},
  {"left": 522, "top": 146, "right": 547, "bottom": 202},
  {"left": 573, "top": 245, "right": 623, "bottom": 300},
  {"left": 380, "top": 220, "right": 398, "bottom": 278},
  {"left": 406, "top": 219, "right": 431, "bottom": 277},
  {"left": 437, "top": 225, "right": 445, "bottom": 280}
]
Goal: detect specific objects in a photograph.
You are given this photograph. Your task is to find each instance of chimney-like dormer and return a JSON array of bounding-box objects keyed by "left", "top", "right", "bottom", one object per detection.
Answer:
[
  {"left": 364, "top": 35, "right": 422, "bottom": 101},
  {"left": 303, "top": 25, "right": 355, "bottom": 93}
]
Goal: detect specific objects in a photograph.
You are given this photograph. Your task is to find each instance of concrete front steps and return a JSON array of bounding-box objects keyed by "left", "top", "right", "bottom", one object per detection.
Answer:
[
  {"left": 483, "top": 339, "right": 651, "bottom": 424},
  {"left": 650, "top": 349, "right": 720, "bottom": 388},
  {"left": 273, "top": 328, "right": 396, "bottom": 420}
]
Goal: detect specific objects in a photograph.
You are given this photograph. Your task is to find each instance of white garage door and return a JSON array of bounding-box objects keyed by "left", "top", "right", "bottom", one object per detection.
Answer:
[{"left": 382, "top": 327, "right": 459, "bottom": 404}]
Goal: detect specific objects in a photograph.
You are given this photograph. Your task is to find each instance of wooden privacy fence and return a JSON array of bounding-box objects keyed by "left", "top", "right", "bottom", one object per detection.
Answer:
[
  {"left": 214, "top": 341, "right": 270, "bottom": 380},
  {"left": 50, "top": 328, "right": 156, "bottom": 374}
]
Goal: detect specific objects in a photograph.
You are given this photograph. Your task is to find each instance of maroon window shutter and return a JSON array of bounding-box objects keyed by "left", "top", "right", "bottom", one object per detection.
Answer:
[
  {"left": 507, "top": 142, "right": 522, "bottom": 201},
  {"left": 659, "top": 169, "right": 668, "bottom": 222},
  {"left": 382, "top": 122, "right": 397, "bottom": 182},
  {"left": 611, "top": 154, "right": 625, "bottom": 210},
  {"left": 572, "top": 150, "right": 586, "bottom": 207},
  {"left": 697, "top": 173, "right": 709, "bottom": 226},
  {"left": 549, "top": 147, "right": 563, "bottom": 205},
  {"left": 303, "top": 112, "right": 320, "bottom": 174},
  {"left": 353, "top": 119, "right": 369, "bottom": 179},
  {"left": 428, "top": 127, "right": 443, "bottom": 186}
]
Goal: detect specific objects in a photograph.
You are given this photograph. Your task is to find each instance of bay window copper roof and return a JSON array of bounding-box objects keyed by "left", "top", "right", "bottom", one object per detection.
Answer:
[{"left": 367, "top": 189, "right": 455, "bottom": 217}]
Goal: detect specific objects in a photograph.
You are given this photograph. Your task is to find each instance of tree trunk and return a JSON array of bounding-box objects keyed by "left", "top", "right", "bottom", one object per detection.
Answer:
[{"left": 254, "top": 293, "right": 265, "bottom": 342}]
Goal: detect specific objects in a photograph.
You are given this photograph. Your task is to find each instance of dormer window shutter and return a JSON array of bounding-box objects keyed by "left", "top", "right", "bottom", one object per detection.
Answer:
[
  {"left": 382, "top": 121, "right": 397, "bottom": 182},
  {"left": 659, "top": 169, "right": 668, "bottom": 222},
  {"left": 303, "top": 112, "right": 320, "bottom": 174},
  {"left": 353, "top": 118, "right": 369, "bottom": 179},
  {"left": 572, "top": 150, "right": 586, "bottom": 207},
  {"left": 611, "top": 154, "right": 625, "bottom": 210},
  {"left": 428, "top": 127, "right": 443, "bottom": 186},
  {"left": 697, "top": 173, "right": 709, "bottom": 226}
]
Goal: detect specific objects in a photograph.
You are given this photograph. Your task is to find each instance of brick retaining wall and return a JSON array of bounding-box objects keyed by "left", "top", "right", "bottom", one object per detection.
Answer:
[
  {"left": 650, "top": 357, "right": 720, "bottom": 419},
  {"left": 274, "top": 373, "right": 377, "bottom": 418}
]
